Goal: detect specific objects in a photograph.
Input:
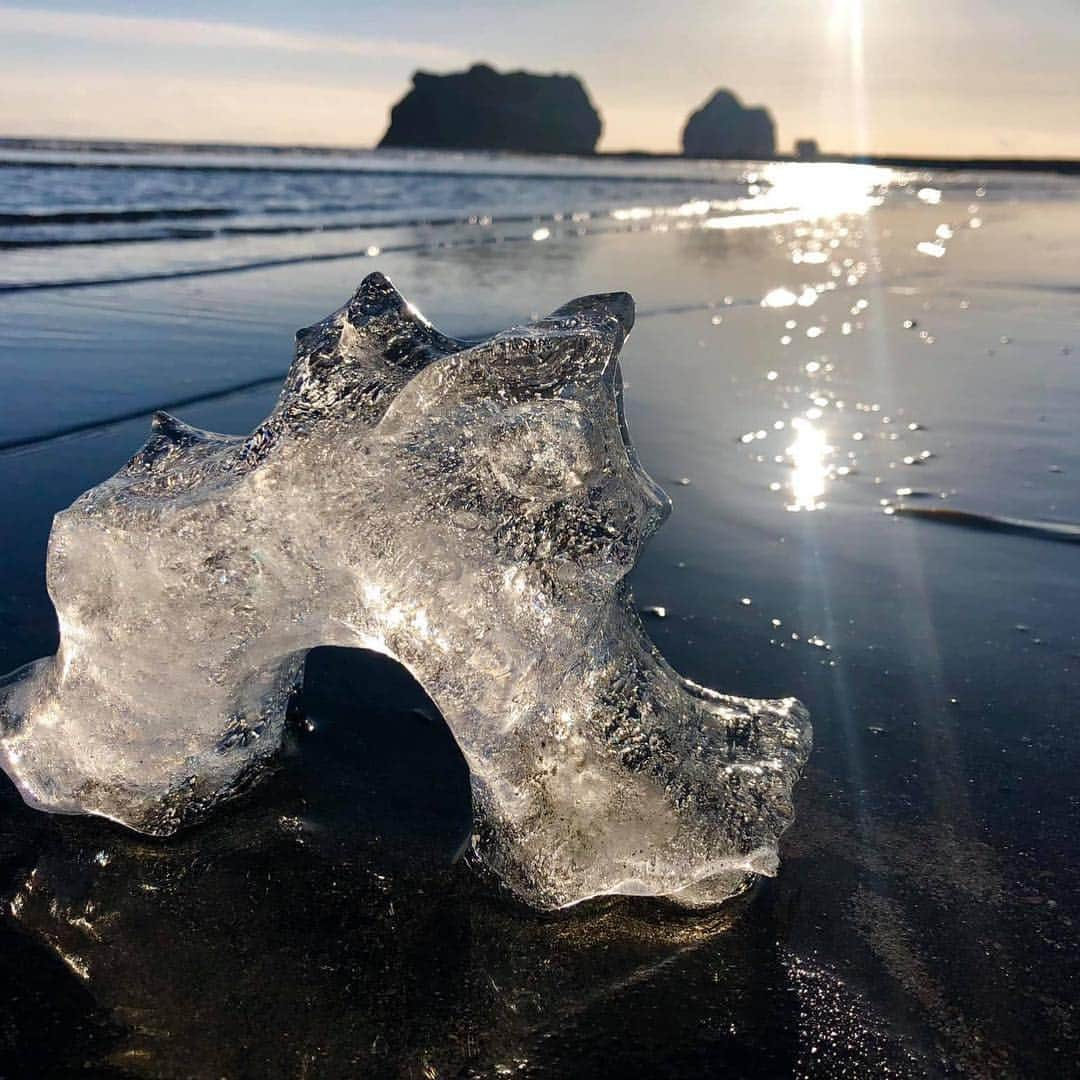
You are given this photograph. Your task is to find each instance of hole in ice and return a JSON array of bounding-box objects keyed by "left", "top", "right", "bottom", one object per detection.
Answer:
[{"left": 283, "top": 647, "right": 473, "bottom": 859}]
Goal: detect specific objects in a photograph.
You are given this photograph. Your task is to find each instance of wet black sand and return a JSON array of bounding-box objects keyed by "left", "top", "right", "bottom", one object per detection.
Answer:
[{"left": 1, "top": 176, "right": 1078, "bottom": 1077}]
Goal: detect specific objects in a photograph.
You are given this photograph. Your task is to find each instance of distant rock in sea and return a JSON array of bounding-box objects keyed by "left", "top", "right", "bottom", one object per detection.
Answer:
[
  {"left": 379, "top": 63, "right": 602, "bottom": 155},
  {"left": 795, "top": 138, "right": 820, "bottom": 160},
  {"left": 681, "top": 89, "right": 776, "bottom": 160}
]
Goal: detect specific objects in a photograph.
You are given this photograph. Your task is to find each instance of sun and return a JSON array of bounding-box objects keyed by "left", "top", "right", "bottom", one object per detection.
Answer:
[{"left": 829, "top": 0, "right": 865, "bottom": 40}]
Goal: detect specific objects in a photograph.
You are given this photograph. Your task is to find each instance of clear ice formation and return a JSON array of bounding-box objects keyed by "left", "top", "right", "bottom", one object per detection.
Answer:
[{"left": 0, "top": 273, "right": 810, "bottom": 910}]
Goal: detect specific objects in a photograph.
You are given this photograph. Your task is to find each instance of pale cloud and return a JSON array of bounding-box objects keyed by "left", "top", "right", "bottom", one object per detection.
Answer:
[{"left": 0, "top": 4, "right": 464, "bottom": 64}]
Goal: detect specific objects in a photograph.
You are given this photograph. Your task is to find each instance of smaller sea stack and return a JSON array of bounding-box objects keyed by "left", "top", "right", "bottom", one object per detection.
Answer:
[{"left": 682, "top": 89, "right": 776, "bottom": 159}]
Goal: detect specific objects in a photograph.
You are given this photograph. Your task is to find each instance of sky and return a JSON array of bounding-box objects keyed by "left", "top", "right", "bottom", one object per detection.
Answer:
[{"left": 1, "top": 0, "right": 1078, "bottom": 157}]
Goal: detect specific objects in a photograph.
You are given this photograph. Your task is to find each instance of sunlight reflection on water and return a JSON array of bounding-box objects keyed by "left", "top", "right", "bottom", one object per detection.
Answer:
[
  {"left": 609, "top": 162, "right": 904, "bottom": 236},
  {"left": 752, "top": 163, "right": 899, "bottom": 218},
  {"left": 787, "top": 418, "right": 831, "bottom": 512}
]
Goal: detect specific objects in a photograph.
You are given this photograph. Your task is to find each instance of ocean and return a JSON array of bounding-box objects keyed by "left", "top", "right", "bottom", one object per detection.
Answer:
[
  {"left": 0, "top": 141, "right": 1078, "bottom": 1076},
  {"left": 0, "top": 142, "right": 778, "bottom": 291}
]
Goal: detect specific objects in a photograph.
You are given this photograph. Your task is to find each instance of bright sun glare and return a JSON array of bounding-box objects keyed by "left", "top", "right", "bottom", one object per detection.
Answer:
[
  {"left": 787, "top": 418, "right": 830, "bottom": 512},
  {"left": 828, "top": 0, "right": 864, "bottom": 39}
]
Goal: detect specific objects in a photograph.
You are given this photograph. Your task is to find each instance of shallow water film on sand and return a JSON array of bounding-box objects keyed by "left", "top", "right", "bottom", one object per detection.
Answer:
[
  {"left": 0, "top": 146, "right": 1078, "bottom": 1076},
  {"left": 0, "top": 273, "right": 810, "bottom": 910}
]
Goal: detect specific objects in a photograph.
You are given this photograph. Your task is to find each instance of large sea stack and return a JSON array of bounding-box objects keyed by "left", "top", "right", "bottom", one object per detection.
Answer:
[
  {"left": 682, "top": 89, "right": 776, "bottom": 159},
  {"left": 379, "top": 63, "right": 602, "bottom": 155}
]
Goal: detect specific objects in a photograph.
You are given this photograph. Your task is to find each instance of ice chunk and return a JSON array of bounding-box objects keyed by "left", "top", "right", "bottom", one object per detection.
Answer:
[{"left": 0, "top": 273, "right": 810, "bottom": 910}]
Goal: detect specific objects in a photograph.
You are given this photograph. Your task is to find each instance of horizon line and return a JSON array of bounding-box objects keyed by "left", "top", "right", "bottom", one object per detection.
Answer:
[{"left": 1, "top": 133, "right": 1078, "bottom": 170}]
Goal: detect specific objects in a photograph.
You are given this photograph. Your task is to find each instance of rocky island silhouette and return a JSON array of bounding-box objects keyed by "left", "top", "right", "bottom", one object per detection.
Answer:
[
  {"left": 380, "top": 65, "right": 790, "bottom": 161},
  {"left": 379, "top": 63, "right": 602, "bottom": 155},
  {"left": 682, "top": 89, "right": 776, "bottom": 159}
]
